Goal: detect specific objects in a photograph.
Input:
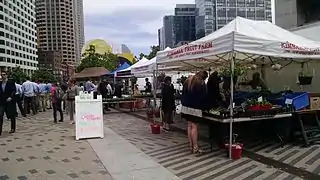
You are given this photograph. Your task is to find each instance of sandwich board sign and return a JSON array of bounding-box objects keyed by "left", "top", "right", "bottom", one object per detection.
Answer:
[{"left": 75, "top": 91, "right": 104, "bottom": 140}]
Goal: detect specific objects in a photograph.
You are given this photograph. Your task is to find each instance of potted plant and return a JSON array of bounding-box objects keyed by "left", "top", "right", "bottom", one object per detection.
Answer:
[
  {"left": 220, "top": 65, "right": 245, "bottom": 84},
  {"left": 298, "top": 70, "right": 313, "bottom": 85},
  {"left": 246, "top": 98, "right": 272, "bottom": 110}
]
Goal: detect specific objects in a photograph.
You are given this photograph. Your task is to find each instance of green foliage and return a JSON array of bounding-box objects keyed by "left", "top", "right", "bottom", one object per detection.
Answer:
[
  {"left": 32, "top": 69, "right": 55, "bottom": 82},
  {"left": 138, "top": 53, "right": 145, "bottom": 60},
  {"left": 139, "top": 45, "right": 160, "bottom": 60},
  {"left": 76, "top": 45, "right": 119, "bottom": 73},
  {"left": 9, "top": 66, "right": 28, "bottom": 83},
  {"left": 220, "top": 64, "right": 245, "bottom": 77},
  {"left": 246, "top": 98, "right": 271, "bottom": 106}
]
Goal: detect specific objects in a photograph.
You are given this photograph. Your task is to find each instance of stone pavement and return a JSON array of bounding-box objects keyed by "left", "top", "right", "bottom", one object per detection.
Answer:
[
  {"left": 104, "top": 111, "right": 304, "bottom": 180},
  {"left": 130, "top": 109, "right": 320, "bottom": 176},
  {"left": 0, "top": 111, "right": 112, "bottom": 180}
]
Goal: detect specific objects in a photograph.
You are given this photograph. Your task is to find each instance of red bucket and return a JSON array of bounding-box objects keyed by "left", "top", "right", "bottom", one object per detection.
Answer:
[
  {"left": 150, "top": 124, "right": 160, "bottom": 134},
  {"left": 225, "top": 144, "right": 243, "bottom": 160}
]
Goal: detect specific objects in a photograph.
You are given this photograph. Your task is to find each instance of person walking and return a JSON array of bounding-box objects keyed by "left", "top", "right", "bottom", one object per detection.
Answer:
[
  {"left": 51, "top": 83, "right": 64, "bottom": 123},
  {"left": 38, "top": 80, "right": 47, "bottom": 112},
  {"left": 14, "top": 80, "right": 26, "bottom": 117},
  {"left": 22, "top": 77, "right": 37, "bottom": 115},
  {"left": 0, "top": 71, "right": 17, "bottom": 135},
  {"left": 66, "top": 79, "right": 79, "bottom": 124}
]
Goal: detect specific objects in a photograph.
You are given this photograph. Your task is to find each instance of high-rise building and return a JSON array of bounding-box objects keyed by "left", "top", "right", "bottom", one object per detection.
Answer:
[
  {"left": 195, "top": 0, "right": 272, "bottom": 35},
  {"left": 162, "top": 15, "right": 174, "bottom": 49},
  {"left": 36, "top": 0, "right": 84, "bottom": 79},
  {"left": 73, "top": 0, "right": 84, "bottom": 66},
  {"left": 275, "top": 0, "right": 320, "bottom": 29},
  {"left": 173, "top": 4, "right": 197, "bottom": 46},
  {"left": 0, "top": 0, "right": 38, "bottom": 76}
]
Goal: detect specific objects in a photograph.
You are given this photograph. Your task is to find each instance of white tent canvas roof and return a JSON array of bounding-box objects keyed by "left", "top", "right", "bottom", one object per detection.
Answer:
[
  {"left": 131, "top": 47, "right": 180, "bottom": 76},
  {"left": 156, "top": 17, "right": 320, "bottom": 69},
  {"left": 117, "top": 57, "right": 149, "bottom": 73}
]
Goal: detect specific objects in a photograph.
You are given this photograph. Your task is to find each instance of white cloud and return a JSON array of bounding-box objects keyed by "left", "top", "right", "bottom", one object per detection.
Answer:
[
  {"left": 83, "top": 0, "right": 195, "bottom": 54},
  {"left": 83, "top": 0, "right": 195, "bottom": 15}
]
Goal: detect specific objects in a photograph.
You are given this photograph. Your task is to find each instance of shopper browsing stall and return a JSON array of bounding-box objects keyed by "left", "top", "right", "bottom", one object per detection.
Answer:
[
  {"left": 161, "top": 76, "right": 175, "bottom": 131},
  {"left": 181, "top": 71, "right": 208, "bottom": 154}
]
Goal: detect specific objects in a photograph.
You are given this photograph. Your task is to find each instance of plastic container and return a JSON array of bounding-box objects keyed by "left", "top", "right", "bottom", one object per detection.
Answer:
[
  {"left": 225, "top": 144, "right": 243, "bottom": 160},
  {"left": 150, "top": 124, "right": 160, "bottom": 134},
  {"left": 278, "top": 92, "right": 309, "bottom": 110}
]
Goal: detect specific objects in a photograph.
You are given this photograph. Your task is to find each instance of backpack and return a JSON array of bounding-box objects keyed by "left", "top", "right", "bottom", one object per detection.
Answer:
[{"left": 55, "top": 87, "right": 64, "bottom": 100}]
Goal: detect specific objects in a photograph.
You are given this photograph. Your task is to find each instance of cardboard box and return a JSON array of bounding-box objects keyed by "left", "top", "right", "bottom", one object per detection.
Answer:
[{"left": 310, "top": 97, "right": 320, "bottom": 110}]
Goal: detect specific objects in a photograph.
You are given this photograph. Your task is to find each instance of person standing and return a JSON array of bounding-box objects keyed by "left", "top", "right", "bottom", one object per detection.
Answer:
[
  {"left": 181, "top": 71, "right": 208, "bottom": 154},
  {"left": 161, "top": 76, "right": 175, "bottom": 131},
  {"left": 14, "top": 81, "right": 26, "bottom": 117},
  {"left": 38, "top": 80, "right": 47, "bottom": 112},
  {"left": 66, "top": 79, "right": 79, "bottom": 124},
  {"left": 145, "top": 78, "right": 152, "bottom": 107},
  {"left": 51, "top": 83, "right": 64, "bottom": 123},
  {"left": 22, "top": 77, "right": 37, "bottom": 115},
  {"left": 85, "top": 78, "right": 95, "bottom": 92},
  {"left": 0, "top": 71, "right": 17, "bottom": 135},
  {"left": 60, "top": 81, "right": 68, "bottom": 111},
  {"left": 45, "top": 81, "right": 52, "bottom": 109},
  {"left": 32, "top": 79, "right": 40, "bottom": 113}
]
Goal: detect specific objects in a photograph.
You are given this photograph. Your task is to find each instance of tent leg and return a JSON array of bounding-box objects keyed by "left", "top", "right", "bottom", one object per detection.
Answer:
[{"left": 229, "top": 54, "right": 235, "bottom": 159}]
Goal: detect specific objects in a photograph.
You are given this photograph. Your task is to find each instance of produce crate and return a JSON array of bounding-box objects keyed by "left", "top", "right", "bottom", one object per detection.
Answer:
[{"left": 277, "top": 92, "right": 309, "bottom": 110}]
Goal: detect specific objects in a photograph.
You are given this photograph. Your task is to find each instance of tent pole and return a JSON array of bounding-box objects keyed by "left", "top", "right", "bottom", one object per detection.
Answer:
[{"left": 229, "top": 53, "right": 235, "bottom": 159}]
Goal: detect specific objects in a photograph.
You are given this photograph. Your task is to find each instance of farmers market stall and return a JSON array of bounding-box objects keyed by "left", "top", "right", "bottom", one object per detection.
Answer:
[{"left": 156, "top": 17, "right": 320, "bottom": 157}]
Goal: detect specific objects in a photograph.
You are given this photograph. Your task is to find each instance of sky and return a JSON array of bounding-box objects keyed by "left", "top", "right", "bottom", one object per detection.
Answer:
[{"left": 83, "top": 0, "right": 195, "bottom": 56}]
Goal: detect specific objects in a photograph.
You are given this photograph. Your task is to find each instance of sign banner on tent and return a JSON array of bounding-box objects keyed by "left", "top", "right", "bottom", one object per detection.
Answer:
[{"left": 165, "top": 42, "right": 213, "bottom": 59}]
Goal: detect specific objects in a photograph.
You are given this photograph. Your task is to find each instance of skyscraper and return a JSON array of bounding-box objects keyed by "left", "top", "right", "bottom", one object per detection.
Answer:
[
  {"left": 0, "top": 0, "right": 38, "bottom": 76},
  {"left": 162, "top": 15, "right": 174, "bottom": 49},
  {"left": 36, "top": 0, "right": 84, "bottom": 79},
  {"left": 195, "top": 0, "right": 272, "bottom": 35},
  {"left": 73, "top": 0, "right": 84, "bottom": 66},
  {"left": 173, "top": 4, "right": 197, "bottom": 46}
]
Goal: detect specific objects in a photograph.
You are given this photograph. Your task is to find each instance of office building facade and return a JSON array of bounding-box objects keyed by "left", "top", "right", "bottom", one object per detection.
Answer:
[
  {"left": 36, "top": 0, "right": 84, "bottom": 79},
  {"left": 195, "top": 0, "right": 272, "bottom": 35},
  {"left": 0, "top": 0, "right": 38, "bottom": 76},
  {"left": 173, "top": 4, "right": 197, "bottom": 46}
]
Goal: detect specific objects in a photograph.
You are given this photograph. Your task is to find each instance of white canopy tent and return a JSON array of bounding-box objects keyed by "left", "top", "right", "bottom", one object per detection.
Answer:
[
  {"left": 116, "top": 57, "right": 150, "bottom": 77},
  {"left": 131, "top": 47, "right": 181, "bottom": 77},
  {"left": 156, "top": 17, "right": 320, "bottom": 158},
  {"left": 157, "top": 16, "right": 320, "bottom": 70}
]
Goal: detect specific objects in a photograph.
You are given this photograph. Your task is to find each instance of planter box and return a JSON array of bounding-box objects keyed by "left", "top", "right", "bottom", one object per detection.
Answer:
[{"left": 299, "top": 76, "right": 313, "bottom": 85}]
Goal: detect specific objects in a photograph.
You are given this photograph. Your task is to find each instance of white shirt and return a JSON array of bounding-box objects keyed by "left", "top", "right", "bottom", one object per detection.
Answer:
[
  {"left": 15, "top": 83, "right": 22, "bottom": 95},
  {"left": 22, "top": 80, "right": 38, "bottom": 97},
  {"left": 107, "top": 84, "right": 113, "bottom": 95}
]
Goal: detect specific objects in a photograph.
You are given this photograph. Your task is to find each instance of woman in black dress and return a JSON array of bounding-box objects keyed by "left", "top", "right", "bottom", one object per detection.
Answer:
[
  {"left": 181, "top": 71, "right": 208, "bottom": 153},
  {"left": 161, "top": 76, "right": 175, "bottom": 131}
]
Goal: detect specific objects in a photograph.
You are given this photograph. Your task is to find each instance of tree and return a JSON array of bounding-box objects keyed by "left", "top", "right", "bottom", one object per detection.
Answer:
[
  {"left": 9, "top": 66, "right": 28, "bottom": 83},
  {"left": 145, "top": 45, "right": 160, "bottom": 59},
  {"left": 138, "top": 53, "right": 145, "bottom": 60},
  {"left": 32, "top": 69, "right": 55, "bottom": 82},
  {"left": 76, "top": 45, "right": 118, "bottom": 73}
]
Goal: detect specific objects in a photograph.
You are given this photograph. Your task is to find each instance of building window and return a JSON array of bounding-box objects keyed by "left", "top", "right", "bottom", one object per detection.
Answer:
[{"left": 0, "top": 48, "right": 5, "bottom": 53}]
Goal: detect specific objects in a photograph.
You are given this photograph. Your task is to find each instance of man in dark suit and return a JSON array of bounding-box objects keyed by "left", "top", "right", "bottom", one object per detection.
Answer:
[{"left": 0, "top": 71, "right": 16, "bottom": 136}]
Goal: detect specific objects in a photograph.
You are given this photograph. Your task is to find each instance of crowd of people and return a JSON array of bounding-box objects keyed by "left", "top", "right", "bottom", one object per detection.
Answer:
[{"left": 0, "top": 71, "right": 85, "bottom": 136}]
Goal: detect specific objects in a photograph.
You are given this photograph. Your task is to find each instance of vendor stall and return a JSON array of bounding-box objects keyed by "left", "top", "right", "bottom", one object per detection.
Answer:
[{"left": 156, "top": 17, "right": 320, "bottom": 158}]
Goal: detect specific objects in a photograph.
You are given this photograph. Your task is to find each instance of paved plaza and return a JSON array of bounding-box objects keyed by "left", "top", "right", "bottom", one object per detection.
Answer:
[
  {"left": 1, "top": 109, "right": 320, "bottom": 179},
  {"left": 0, "top": 112, "right": 112, "bottom": 180}
]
